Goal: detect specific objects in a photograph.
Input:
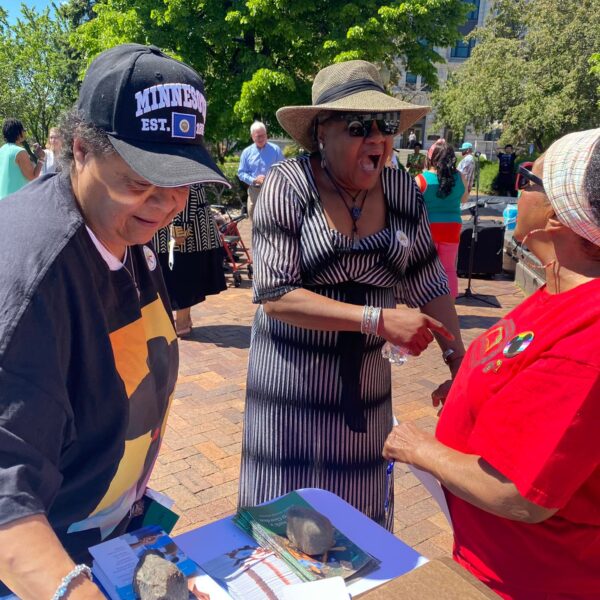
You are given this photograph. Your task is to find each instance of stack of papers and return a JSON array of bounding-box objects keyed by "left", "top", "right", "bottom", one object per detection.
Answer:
[{"left": 233, "top": 491, "right": 379, "bottom": 583}]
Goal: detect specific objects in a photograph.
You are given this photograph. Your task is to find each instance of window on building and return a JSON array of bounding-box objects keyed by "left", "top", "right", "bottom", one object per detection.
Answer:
[
  {"left": 450, "top": 38, "right": 475, "bottom": 59},
  {"left": 405, "top": 72, "right": 418, "bottom": 87},
  {"left": 466, "top": 0, "right": 480, "bottom": 21}
]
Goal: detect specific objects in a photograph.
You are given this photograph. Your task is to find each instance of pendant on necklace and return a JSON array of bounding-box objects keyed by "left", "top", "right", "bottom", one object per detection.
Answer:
[
  {"left": 352, "top": 236, "right": 360, "bottom": 250},
  {"left": 351, "top": 206, "right": 362, "bottom": 220}
]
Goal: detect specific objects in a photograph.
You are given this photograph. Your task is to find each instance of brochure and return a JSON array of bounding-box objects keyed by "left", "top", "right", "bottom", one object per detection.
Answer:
[
  {"left": 232, "top": 491, "right": 379, "bottom": 583},
  {"left": 89, "top": 524, "right": 227, "bottom": 600},
  {"left": 201, "top": 544, "right": 303, "bottom": 600}
]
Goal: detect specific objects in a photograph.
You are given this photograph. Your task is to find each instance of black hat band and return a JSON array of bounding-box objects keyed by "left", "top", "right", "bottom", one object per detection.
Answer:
[{"left": 315, "top": 79, "right": 385, "bottom": 106}]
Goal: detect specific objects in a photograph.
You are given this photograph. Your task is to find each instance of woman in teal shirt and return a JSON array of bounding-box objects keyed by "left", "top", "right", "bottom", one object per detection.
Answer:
[
  {"left": 416, "top": 140, "right": 468, "bottom": 297},
  {"left": 0, "top": 118, "right": 44, "bottom": 200}
]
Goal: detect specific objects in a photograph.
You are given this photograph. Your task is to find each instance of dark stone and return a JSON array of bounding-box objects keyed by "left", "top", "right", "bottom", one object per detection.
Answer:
[
  {"left": 286, "top": 506, "right": 335, "bottom": 556},
  {"left": 133, "top": 550, "right": 188, "bottom": 600}
]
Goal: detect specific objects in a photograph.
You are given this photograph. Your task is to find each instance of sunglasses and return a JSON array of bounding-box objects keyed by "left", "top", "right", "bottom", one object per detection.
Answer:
[
  {"left": 517, "top": 164, "right": 545, "bottom": 191},
  {"left": 328, "top": 112, "right": 401, "bottom": 137}
]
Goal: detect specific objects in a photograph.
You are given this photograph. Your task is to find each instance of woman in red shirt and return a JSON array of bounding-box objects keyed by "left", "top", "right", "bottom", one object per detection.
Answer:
[{"left": 383, "top": 128, "right": 600, "bottom": 599}]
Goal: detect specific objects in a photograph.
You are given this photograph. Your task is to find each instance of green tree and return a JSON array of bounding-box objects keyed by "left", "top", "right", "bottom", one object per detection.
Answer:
[
  {"left": 433, "top": 0, "right": 600, "bottom": 152},
  {"left": 0, "top": 5, "right": 81, "bottom": 144},
  {"left": 72, "top": 0, "right": 471, "bottom": 158}
]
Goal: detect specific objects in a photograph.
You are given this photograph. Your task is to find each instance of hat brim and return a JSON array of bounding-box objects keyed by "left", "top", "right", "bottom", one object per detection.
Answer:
[
  {"left": 108, "top": 135, "right": 230, "bottom": 188},
  {"left": 276, "top": 90, "right": 430, "bottom": 152}
]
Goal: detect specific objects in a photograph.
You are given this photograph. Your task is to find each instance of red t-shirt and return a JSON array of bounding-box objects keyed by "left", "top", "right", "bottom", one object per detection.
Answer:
[{"left": 437, "top": 279, "right": 600, "bottom": 599}]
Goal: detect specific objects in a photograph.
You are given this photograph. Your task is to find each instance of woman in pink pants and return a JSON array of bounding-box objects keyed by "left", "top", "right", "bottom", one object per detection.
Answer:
[{"left": 415, "top": 140, "right": 469, "bottom": 297}]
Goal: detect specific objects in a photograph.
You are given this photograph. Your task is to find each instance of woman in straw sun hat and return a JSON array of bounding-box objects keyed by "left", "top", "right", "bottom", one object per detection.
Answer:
[
  {"left": 384, "top": 128, "right": 600, "bottom": 598},
  {"left": 239, "top": 60, "right": 465, "bottom": 528}
]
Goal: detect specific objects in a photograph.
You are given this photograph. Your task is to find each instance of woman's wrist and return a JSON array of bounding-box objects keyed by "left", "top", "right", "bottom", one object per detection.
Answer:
[
  {"left": 361, "top": 305, "right": 382, "bottom": 336},
  {"left": 51, "top": 564, "right": 92, "bottom": 600},
  {"left": 442, "top": 348, "right": 464, "bottom": 377}
]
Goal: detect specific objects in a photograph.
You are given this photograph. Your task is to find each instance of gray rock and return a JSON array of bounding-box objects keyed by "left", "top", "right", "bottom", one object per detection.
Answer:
[
  {"left": 286, "top": 506, "right": 335, "bottom": 556},
  {"left": 133, "top": 550, "right": 189, "bottom": 600}
]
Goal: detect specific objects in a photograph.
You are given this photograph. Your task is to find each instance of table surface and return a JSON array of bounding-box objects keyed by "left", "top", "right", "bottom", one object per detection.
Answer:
[
  {"left": 0, "top": 489, "right": 427, "bottom": 600},
  {"left": 175, "top": 487, "right": 427, "bottom": 598}
]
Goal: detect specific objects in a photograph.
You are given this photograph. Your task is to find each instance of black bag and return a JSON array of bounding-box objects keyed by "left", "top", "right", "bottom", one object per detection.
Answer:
[{"left": 457, "top": 220, "right": 505, "bottom": 276}]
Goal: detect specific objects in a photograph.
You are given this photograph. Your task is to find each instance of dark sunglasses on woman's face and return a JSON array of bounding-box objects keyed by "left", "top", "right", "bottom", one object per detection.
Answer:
[
  {"left": 333, "top": 112, "right": 401, "bottom": 138},
  {"left": 517, "top": 164, "right": 545, "bottom": 191}
]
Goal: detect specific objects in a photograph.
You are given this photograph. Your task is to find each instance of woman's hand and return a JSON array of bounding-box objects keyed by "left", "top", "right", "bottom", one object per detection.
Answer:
[
  {"left": 382, "top": 422, "right": 439, "bottom": 467},
  {"left": 432, "top": 379, "right": 453, "bottom": 412},
  {"left": 378, "top": 308, "right": 454, "bottom": 356}
]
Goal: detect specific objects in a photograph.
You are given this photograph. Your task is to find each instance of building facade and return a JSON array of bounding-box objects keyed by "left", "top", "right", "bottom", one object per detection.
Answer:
[{"left": 392, "top": 0, "right": 496, "bottom": 154}]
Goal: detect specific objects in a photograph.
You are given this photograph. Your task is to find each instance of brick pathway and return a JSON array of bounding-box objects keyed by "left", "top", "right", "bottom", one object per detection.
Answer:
[{"left": 150, "top": 218, "right": 523, "bottom": 560}]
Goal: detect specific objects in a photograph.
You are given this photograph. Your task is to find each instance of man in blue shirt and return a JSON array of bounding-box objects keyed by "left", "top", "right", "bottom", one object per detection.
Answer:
[{"left": 237, "top": 121, "right": 284, "bottom": 219}]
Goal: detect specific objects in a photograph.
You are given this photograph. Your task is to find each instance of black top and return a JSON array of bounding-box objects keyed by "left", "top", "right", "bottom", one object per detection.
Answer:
[
  {"left": 497, "top": 151, "right": 516, "bottom": 175},
  {"left": 0, "top": 173, "right": 178, "bottom": 591}
]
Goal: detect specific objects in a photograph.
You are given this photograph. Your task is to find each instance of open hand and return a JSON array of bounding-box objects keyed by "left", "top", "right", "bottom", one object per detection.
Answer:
[{"left": 378, "top": 308, "right": 454, "bottom": 356}]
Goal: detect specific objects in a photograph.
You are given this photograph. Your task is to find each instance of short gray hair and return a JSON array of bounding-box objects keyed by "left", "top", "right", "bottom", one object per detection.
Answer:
[
  {"left": 250, "top": 121, "right": 266, "bottom": 135},
  {"left": 57, "top": 108, "right": 116, "bottom": 171}
]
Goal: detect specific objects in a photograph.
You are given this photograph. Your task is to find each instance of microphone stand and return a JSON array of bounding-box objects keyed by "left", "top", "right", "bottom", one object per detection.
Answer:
[{"left": 456, "top": 153, "right": 500, "bottom": 307}]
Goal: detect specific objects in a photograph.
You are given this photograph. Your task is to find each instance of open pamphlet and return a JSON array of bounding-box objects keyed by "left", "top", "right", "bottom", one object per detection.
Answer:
[
  {"left": 201, "top": 544, "right": 304, "bottom": 600},
  {"left": 231, "top": 491, "right": 379, "bottom": 583},
  {"left": 89, "top": 524, "right": 228, "bottom": 600}
]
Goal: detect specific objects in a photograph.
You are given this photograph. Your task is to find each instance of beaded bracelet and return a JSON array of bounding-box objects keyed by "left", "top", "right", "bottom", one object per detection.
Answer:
[{"left": 51, "top": 564, "right": 92, "bottom": 600}]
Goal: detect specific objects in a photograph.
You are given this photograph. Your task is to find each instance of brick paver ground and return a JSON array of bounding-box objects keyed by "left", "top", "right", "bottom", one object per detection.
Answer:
[{"left": 150, "top": 218, "right": 523, "bottom": 560}]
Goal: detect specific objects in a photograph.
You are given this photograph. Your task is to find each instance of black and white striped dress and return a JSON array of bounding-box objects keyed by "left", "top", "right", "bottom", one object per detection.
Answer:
[
  {"left": 152, "top": 185, "right": 226, "bottom": 310},
  {"left": 239, "top": 156, "right": 449, "bottom": 529}
]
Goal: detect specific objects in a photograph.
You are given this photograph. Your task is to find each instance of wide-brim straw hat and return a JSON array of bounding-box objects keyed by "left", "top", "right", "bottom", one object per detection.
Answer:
[{"left": 276, "top": 60, "right": 430, "bottom": 152}]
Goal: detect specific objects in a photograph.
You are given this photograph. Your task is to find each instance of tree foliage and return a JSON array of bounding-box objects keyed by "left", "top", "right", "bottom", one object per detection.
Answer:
[
  {"left": 72, "top": 0, "right": 471, "bottom": 157},
  {"left": 432, "top": 0, "right": 600, "bottom": 151},
  {"left": 0, "top": 5, "right": 81, "bottom": 145}
]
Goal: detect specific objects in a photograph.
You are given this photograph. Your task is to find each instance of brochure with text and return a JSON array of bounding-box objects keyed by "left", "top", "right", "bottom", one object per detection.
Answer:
[
  {"left": 89, "top": 524, "right": 228, "bottom": 600},
  {"left": 233, "top": 491, "right": 379, "bottom": 583}
]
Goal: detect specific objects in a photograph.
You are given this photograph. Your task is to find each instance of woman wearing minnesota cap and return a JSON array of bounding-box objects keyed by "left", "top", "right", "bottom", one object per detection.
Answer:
[
  {"left": 0, "top": 44, "right": 227, "bottom": 599},
  {"left": 239, "top": 60, "right": 465, "bottom": 528}
]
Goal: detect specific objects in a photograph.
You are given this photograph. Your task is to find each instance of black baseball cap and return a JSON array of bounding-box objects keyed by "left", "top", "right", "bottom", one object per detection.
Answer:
[{"left": 77, "top": 44, "right": 229, "bottom": 188}]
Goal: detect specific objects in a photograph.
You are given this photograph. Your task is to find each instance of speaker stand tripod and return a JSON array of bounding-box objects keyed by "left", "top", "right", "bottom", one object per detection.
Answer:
[{"left": 456, "top": 154, "right": 501, "bottom": 307}]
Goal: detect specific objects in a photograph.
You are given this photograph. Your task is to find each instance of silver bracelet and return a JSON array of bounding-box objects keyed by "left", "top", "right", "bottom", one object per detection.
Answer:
[
  {"left": 361, "top": 305, "right": 382, "bottom": 336},
  {"left": 371, "top": 306, "right": 382, "bottom": 336},
  {"left": 51, "top": 564, "right": 92, "bottom": 600},
  {"left": 360, "top": 305, "right": 372, "bottom": 334}
]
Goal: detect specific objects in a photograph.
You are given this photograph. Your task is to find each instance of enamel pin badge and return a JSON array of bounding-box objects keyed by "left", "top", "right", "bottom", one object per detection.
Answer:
[
  {"left": 396, "top": 229, "right": 409, "bottom": 247},
  {"left": 143, "top": 245, "right": 157, "bottom": 271},
  {"left": 503, "top": 331, "right": 535, "bottom": 358}
]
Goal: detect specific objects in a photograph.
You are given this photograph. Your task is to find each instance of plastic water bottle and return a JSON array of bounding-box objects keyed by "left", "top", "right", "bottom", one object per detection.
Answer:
[
  {"left": 503, "top": 204, "right": 518, "bottom": 231},
  {"left": 381, "top": 343, "right": 409, "bottom": 365}
]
